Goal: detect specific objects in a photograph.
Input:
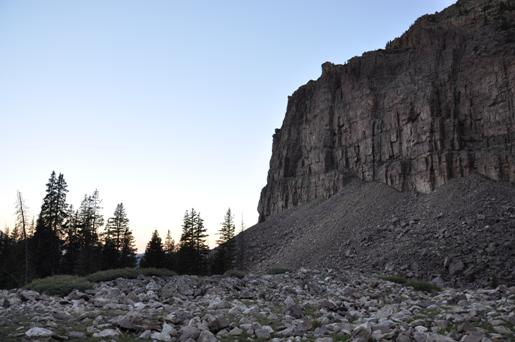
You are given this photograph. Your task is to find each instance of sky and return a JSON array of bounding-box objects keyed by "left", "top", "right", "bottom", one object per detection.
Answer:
[{"left": 0, "top": 0, "right": 455, "bottom": 252}]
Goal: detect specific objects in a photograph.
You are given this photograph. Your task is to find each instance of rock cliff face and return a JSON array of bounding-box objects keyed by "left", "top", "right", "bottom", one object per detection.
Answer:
[{"left": 258, "top": 0, "right": 515, "bottom": 221}]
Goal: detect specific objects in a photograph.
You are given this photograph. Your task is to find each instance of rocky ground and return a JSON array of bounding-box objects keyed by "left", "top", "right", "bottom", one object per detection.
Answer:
[
  {"left": 243, "top": 176, "right": 515, "bottom": 288},
  {"left": 1, "top": 269, "right": 514, "bottom": 341}
]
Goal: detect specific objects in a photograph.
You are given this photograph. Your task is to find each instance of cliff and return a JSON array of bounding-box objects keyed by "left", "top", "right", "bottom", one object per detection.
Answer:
[{"left": 258, "top": 0, "right": 515, "bottom": 221}]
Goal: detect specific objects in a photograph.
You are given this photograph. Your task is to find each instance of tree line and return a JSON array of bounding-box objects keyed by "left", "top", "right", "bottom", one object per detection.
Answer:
[{"left": 0, "top": 171, "right": 245, "bottom": 289}]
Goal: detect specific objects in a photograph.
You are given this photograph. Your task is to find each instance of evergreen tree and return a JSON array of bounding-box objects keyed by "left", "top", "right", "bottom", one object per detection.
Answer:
[
  {"left": 177, "top": 209, "right": 208, "bottom": 274},
  {"left": 0, "top": 229, "right": 21, "bottom": 288},
  {"left": 39, "top": 171, "right": 69, "bottom": 237},
  {"left": 60, "top": 208, "right": 81, "bottom": 274},
  {"left": 31, "top": 171, "right": 69, "bottom": 277},
  {"left": 31, "top": 220, "right": 61, "bottom": 278},
  {"left": 119, "top": 225, "right": 136, "bottom": 268},
  {"left": 75, "top": 190, "right": 103, "bottom": 275},
  {"left": 101, "top": 238, "right": 119, "bottom": 270},
  {"left": 164, "top": 230, "right": 175, "bottom": 253},
  {"left": 212, "top": 208, "right": 236, "bottom": 274},
  {"left": 100, "top": 203, "right": 130, "bottom": 268},
  {"left": 140, "top": 230, "right": 165, "bottom": 268},
  {"left": 10, "top": 225, "right": 20, "bottom": 241},
  {"left": 164, "top": 230, "right": 176, "bottom": 271},
  {"left": 216, "top": 208, "right": 236, "bottom": 245},
  {"left": 104, "top": 203, "right": 129, "bottom": 251}
]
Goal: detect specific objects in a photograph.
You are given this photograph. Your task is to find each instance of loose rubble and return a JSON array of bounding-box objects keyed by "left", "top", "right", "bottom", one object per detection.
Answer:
[{"left": 1, "top": 269, "right": 514, "bottom": 341}]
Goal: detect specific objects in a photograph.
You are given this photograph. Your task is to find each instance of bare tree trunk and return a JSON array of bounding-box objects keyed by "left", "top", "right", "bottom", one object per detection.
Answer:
[
  {"left": 16, "top": 191, "right": 29, "bottom": 284},
  {"left": 237, "top": 218, "right": 246, "bottom": 270}
]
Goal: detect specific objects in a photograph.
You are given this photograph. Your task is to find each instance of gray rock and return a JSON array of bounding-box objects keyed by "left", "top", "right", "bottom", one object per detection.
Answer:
[
  {"left": 255, "top": 326, "right": 273, "bottom": 339},
  {"left": 93, "top": 329, "right": 119, "bottom": 338},
  {"left": 208, "top": 316, "right": 229, "bottom": 333},
  {"left": 25, "top": 327, "right": 53, "bottom": 338},
  {"left": 179, "top": 325, "right": 200, "bottom": 341},
  {"left": 151, "top": 331, "right": 172, "bottom": 341},
  {"left": 20, "top": 290, "right": 39, "bottom": 301},
  {"left": 449, "top": 259, "right": 465, "bottom": 276},
  {"left": 228, "top": 327, "right": 243, "bottom": 336},
  {"left": 198, "top": 330, "right": 217, "bottom": 342}
]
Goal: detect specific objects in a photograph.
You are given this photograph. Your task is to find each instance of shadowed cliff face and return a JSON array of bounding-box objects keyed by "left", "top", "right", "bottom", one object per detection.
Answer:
[{"left": 258, "top": 0, "right": 515, "bottom": 221}]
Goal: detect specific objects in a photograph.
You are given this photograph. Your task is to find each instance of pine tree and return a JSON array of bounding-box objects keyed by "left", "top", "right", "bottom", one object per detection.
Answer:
[
  {"left": 164, "top": 230, "right": 176, "bottom": 271},
  {"left": 101, "top": 203, "right": 131, "bottom": 268},
  {"left": 212, "top": 208, "right": 236, "bottom": 274},
  {"left": 31, "top": 171, "right": 69, "bottom": 277},
  {"left": 38, "top": 171, "right": 69, "bottom": 237},
  {"left": 104, "top": 203, "right": 129, "bottom": 251},
  {"left": 177, "top": 209, "right": 208, "bottom": 274},
  {"left": 119, "top": 226, "right": 136, "bottom": 268},
  {"left": 0, "top": 229, "right": 21, "bottom": 288},
  {"left": 31, "top": 220, "right": 61, "bottom": 278},
  {"left": 75, "top": 190, "right": 103, "bottom": 275},
  {"left": 60, "top": 208, "right": 81, "bottom": 274},
  {"left": 216, "top": 208, "right": 236, "bottom": 245},
  {"left": 140, "top": 230, "right": 165, "bottom": 268},
  {"left": 164, "top": 230, "right": 175, "bottom": 253},
  {"left": 101, "top": 238, "right": 119, "bottom": 270}
]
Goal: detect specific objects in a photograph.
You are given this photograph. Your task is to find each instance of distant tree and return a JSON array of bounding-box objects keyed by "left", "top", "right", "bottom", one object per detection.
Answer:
[
  {"left": 39, "top": 172, "right": 69, "bottom": 237},
  {"left": 177, "top": 209, "right": 208, "bottom": 274},
  {"left": 119, "top": 226, "right": 137, "bottom": 268},
  {"left": 15, "top": 191, "right": 29, "bottom": 284},
  {"left": 31, "top": 171, "right": 69, "bottom": 278},
  {"left": 0, "top": 229, "right": 20, "bottom": 288},
  {"left": 10, "top": 225, "right": 20, "bottom": 241},
  {"left": 60, "top": 208, "right": 81, "bottom": 274},
  {"left": 163, "top": 229, "right": 176, "bottom": 271},
  {"left": 101, "top": 238, "right": 119, "bottom": 270},
  {"left": 164, "top": 230, "right": 175, "bottom": 253},
  {"left": 101, "top": 203, "right": 131, "bottom": 268},
  {"left": 75, "top": 190, "right": 103, "bottom": 275},
  {"left": 140, "top": 230, "right": 165, "bottom": 268},
  {"left": 28, "top": 217, "right": 35, "bottom": 237},
  {"left": 104, "top": 203, "right": 129, "bottom": 251},
  {"left": 211, "top": 208, "right": 236, "bottom": 274},
  {"left": 235, "top": 218, "right": 246, "bottom": 270}
]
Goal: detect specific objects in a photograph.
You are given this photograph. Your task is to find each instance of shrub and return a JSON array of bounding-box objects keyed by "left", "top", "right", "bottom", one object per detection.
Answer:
[
  {"left": 25, "top": 275, "right": 93, "bottom": 296},
  {"left": 407, "top": 279, "right": 442, "bottom": 293},
  {"left": 223, "top": 269, "right": 247, "bottom": 278},
  {"left": 139, "top": 268, "right": 176, "bottom": 277},
  {"left": 86, "top": 268, "right": 139, "bottom": 282},
  {"left": 267, "top": 267, "right": 291, "bottom": 275},
  {"left": 382, "top": 275, "right": 408, "bottom": 285},
  {"left": 86, "top": 267, "right": 176, "bottom": 282},
  {"left": 382, "top": 275, "right": 441, "bottom": 292}
]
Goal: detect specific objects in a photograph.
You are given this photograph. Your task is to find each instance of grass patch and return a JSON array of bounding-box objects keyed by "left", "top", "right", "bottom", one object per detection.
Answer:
[
  {"left": 86, "top": 268, "right": 176, "bottom": 282},
  {"left": 266, "top": 267, "right": 291, "bottom": 275},
  {"left": 303, "top": 304, "right": 318, "bottom": 318},
  {"left": 25, "top": 268, "right": 176, "bottom": 297},
  {"left": 332, "top": 334, "right": 350, "bottom": 342},
  {"left": 86, "top": 268, "right": 139, "bottom": 282},
  {"left": 220, "top": 332, "right": 268, "bottom": 342},
  {"left": 139, "top": 268, "right": 176, "bottom": 277},
  {"left": 25, "top": 275, "right": 93, "bottom": 296},
  {"left": 224, "top": 269, "right": 247, "bottom": 279},
  {"left": 382, "top": 275, "right": 441, "bottom": 292}
]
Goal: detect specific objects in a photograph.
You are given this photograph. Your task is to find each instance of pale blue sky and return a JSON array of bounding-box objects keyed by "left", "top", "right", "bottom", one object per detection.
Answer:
[{"left": 0, "top": 0, "right": 454, "bottom": 251}]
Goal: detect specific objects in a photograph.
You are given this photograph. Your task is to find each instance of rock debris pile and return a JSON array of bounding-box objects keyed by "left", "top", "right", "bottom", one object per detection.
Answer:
[{"left": 1, "top": 269, "right": 514, "bottom": 341}]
